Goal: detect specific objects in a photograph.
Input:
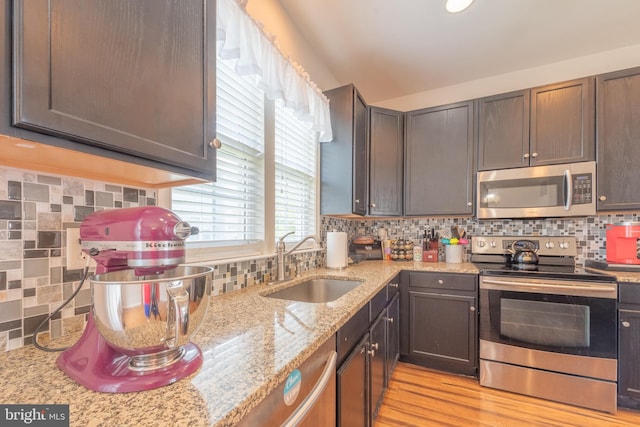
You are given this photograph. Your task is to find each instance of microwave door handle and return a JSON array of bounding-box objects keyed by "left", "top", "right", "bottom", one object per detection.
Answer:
[{"left": 564, "top": 169, "right": 572, "bottom": 210}]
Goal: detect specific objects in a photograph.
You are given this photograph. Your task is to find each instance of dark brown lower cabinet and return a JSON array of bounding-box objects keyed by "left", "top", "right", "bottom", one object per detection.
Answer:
[
  {"left": 385, "top": 293, "right": 400, "bottom": 387},
  {"left": 337, "top": 334, "right": 368, "bottom": 427},
  {"left": 337, "top": 280, "right": 400, "bottom": 426},
  {"left": 369, "top": 311, "right": 386, "bottom": 421},
  {"left": 619, "top": 282, "right": 640, "bottom": 409},
  {"left": 399, "top": 271, "right": 478, "bottom": 377}
]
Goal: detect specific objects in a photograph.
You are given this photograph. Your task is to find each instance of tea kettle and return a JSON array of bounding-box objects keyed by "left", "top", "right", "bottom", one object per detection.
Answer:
[{"left": 508, "top": 240, "right": 539, "bottom": 264}]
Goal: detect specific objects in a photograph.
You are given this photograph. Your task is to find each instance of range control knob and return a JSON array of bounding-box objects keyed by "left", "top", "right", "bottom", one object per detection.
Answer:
[
  {"left": 559, "top": 241, "right": 570, "bottom": 249},
  {"left": 477, "top": 240, "right": 486, "bottom": 248},
  {"left": 545, "top": 241, "right": 555, "bottom": 249},
  {"left": 490, "top": 241, "right": 497, "bottom": 248}
]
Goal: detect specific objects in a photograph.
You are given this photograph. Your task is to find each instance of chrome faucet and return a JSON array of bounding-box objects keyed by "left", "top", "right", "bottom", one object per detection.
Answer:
[{"left": 276, "top": 232, "right": 321, "bottom": 281}]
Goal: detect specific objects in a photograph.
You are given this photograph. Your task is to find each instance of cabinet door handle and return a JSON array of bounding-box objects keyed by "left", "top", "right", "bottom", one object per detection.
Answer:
[
  {"left": 368, "top": 349, "right": 375, "bottom": 357},
  {"left": 531, "top": 152, "right": 538, "bottom": 158},
  {"left": 355, "top": 199, "right": 360, "bottom": 203},
  {"left": 370, "top": 203, "right": 376, "bottom": 208},
  {"left": 622, "top": 321, "right": 631, "bottom": 328},
  {"left": 599, "top": 195, "right": 607, "bottom": 201},
  {"left": 371, "top": 342, "right": 379, "bottom": 351},
  {"left": 524, "top": 153, "right": 530, "bottom": 159},
  {"left": 209, "top": 138, "right": 222, "bottom": 149},
  {"left": 389, "top": 283, "right": 399, "bottom": 288},
  {"left": 467, "top": 202, "right": 472, "bottom": 207},
  {"left": 386, "top": 317, "right": 394, "bottom": 324},
  {"left": 470, "top": 306, "right": 476, "bottom": 312}
]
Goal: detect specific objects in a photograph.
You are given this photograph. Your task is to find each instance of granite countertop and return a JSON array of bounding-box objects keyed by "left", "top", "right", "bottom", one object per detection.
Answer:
[{"left": 0, "top": 261, "right": 478, "bottom": 427}]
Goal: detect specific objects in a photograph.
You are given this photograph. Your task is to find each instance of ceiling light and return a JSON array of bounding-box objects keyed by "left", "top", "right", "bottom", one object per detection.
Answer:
[{"left": 446, "top": 0, "right": 474, "bottom": 13}]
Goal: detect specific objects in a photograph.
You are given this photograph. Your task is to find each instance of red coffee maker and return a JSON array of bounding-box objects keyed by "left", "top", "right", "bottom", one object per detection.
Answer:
[{"left": 606, "top": 222, "right": 640, "bottom": 265}]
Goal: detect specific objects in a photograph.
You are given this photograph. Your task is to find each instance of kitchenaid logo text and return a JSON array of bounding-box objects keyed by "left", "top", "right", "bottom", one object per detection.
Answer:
[
  {"left": 145, "top": 241, "right": 186, "bottom": 249},
  {"left": 1, "top": 405, "right": 69, "bottom": 426}
]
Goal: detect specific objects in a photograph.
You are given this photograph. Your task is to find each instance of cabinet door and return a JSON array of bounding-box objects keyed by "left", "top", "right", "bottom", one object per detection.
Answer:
[
  {"left": 353, "top": 91, "right": 369, "bottom": 215},
  {"left": 477, "top": 90, "right": 530, "bottom": 171},
  {"left": 404, "top": 101, "right": 474, "bottom": 215},
  {"left": 369, "top": 311, "right": 386, "bottom": 423},
  {"left": 337, "top": 334, "right": 369, "bottom": 427},
  {"left": 385, "top": 293, "right": 400, "bottom": 387},
  {"left": 321, "top": 85, "right": 367, "bottom": 215},
  {"left": 530, "top": 77, "right": 595, "bottom": 166},
  {"left": 596, "top": 67, "right": 640, "bottom": 211},
  {"left": 619, "top": 309, "right": 640, "bottom": 401},
  {"left": 408, "top": 290, "right": 477, "bottom": 375},
  {"left": 369, "top": 107, "right": 403, "bottom": 216},
  {"left": 12, "top": 0, "right": 216, "bottom": 178}
]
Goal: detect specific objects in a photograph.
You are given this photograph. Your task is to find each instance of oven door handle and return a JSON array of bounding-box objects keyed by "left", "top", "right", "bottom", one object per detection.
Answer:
[{"left": 481, "top": 278, "right": 615, "bottom": 293}]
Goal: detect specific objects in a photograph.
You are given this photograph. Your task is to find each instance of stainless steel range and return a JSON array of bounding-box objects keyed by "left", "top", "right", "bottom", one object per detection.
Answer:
[{"left": 472, "top": 236, "right": 618, "bottom": 413}]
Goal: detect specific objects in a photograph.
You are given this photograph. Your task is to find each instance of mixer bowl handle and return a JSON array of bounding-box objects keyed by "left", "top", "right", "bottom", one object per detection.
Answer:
[{"left": 166, "top": 281, "right": 190, "bottom": 348}]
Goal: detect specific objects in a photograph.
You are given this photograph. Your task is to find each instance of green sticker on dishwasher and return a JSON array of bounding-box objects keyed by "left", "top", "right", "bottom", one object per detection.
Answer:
[{"left": 284, "top": 369, "right": 302, "bottom": 406}]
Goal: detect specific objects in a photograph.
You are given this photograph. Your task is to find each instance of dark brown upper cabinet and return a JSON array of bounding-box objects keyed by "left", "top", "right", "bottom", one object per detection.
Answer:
[
  {"left": 596, "top": 67, "right": 640, "bottom": 211},
  {"left": 321, "top": 85, "right": 403, "bottom": 216},
  {"left": 478, "top": 77, "right": 595, "bottom": 171},
  {"left": 404, "top": 101, "right": 475, "bottom": 216},
  {"left": 321, "top": 84, "right": 368, "bottom": 215},
  {"left": 369, "top": 107, "right": 404, "bottom": 216},
  {"left": 11, "top": 0, "right": 217, "bottom": 182}
]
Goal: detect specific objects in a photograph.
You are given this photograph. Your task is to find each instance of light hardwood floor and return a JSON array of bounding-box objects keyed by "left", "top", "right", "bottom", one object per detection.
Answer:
[{"left": 375, "top": 362, "right": 640, "bottom": 427}]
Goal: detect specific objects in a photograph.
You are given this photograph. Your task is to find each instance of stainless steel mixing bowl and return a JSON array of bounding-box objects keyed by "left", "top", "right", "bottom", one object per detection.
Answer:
[{"left": 90, "top": 266, "right": 212, "bottom": 358}]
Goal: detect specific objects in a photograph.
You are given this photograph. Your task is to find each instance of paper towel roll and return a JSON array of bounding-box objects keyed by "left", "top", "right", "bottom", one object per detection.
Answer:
[{"left": 326, "top": 232, "right": 348, "bottom": 269}]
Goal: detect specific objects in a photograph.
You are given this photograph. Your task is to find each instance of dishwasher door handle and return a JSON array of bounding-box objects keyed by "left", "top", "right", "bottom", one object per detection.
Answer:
[{"left": 281, "top": 350, "right": 337, "bottom": 427}]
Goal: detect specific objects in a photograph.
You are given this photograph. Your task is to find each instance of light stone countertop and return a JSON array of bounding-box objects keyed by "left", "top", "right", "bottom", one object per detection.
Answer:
[{"left": 0, "top": 261, "right": 478, "bottom": 427}]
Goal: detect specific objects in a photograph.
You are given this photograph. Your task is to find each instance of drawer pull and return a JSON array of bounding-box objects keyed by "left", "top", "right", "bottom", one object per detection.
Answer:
[{"left": 622, "top": 321, "right": 631, "bottom": 328}]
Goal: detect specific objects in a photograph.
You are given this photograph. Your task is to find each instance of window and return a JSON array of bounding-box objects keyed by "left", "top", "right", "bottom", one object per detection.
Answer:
[
  {"left": 171, "top": 57, "right": 265, "bottom": 257},
  {"left": 275, "top": 101, "right": 318, "bottom": 242},
  {"left": 171, "top": 58, "right": 318, "bottom": 261}
]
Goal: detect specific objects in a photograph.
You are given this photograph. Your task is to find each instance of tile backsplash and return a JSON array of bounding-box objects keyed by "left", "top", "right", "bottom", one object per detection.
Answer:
[
  {"left": 0, "top": 167, "right": 159, "bottom": 351},
  {"left": 1, "top": 165, "right": 639, "bottom": 352},
  {"left": 0, "top": 166, "right": 324, "bottom": 352}
]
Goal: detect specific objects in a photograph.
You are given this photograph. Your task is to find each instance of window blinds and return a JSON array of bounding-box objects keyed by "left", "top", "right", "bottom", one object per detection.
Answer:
[
  {"left": 275, "top": 100, "right": 317, "bottom": 242},
  {"left": 171, "top": 57, "right": 265, "bottom": 246}
]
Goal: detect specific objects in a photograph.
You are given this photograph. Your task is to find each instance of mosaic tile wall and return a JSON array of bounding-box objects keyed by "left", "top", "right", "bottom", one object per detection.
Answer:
[
  {"left": 0, "top": 168, "right": 160, "bottom": 351},
  {"left": 0, "top": 167, "right": 326, "bottom": 351},
  {"left": 1, "top": 164, "right": 637, "bottom": 352},
  {"left": 342, "top": 213, "right": 640, "bottom": 266}
]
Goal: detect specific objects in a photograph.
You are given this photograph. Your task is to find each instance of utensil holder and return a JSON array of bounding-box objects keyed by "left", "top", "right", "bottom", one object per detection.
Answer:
[{"left": 445, "top": 245, "right": 463, "bottom": 263}]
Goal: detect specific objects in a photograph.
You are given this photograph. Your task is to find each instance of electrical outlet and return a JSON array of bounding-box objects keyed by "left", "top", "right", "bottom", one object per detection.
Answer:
[{"left": 66, "top": 228, "right": 87, "bottom": 270}]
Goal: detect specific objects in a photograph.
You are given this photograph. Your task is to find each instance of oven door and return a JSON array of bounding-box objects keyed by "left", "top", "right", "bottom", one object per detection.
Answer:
[{"left": 479, "top": 276, "right": 617, "bottom": 359}]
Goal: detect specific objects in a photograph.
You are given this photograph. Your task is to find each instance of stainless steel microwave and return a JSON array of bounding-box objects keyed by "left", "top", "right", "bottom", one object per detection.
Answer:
[{"left": 476, "top": 161, "right": 596, "bottom": 219}]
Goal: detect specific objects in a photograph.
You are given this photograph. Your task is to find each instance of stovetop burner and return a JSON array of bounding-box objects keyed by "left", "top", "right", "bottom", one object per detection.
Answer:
[
  {"left": 472, "top": 261, "right": 617, "bottom": 282},
  {"left": 471, "top": 235, "right": 616, "bottom": 282}
]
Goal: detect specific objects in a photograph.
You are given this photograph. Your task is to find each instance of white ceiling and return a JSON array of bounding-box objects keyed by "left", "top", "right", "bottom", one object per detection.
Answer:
[{"left": 278, "top": 0, "right": 640, "bottom": 103}]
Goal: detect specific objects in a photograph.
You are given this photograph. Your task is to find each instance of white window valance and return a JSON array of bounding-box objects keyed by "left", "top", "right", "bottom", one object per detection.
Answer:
[{"left": 217, "top": 0, "right": 333, "bottom": 142}]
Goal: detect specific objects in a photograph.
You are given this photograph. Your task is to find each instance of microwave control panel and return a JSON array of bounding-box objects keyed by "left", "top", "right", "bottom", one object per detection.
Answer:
[{"left": 572, "top": 173, "right": 593, "bottom": 205}]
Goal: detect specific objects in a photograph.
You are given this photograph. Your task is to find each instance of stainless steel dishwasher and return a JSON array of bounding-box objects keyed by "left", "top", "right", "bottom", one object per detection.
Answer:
[{"left": 237, "top": 336, "right": 337, "bottom": 426}]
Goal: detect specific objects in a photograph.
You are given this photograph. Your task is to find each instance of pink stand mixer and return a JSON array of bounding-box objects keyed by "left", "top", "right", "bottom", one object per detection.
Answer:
[{"left": 56, "top": 207, "right": 212, "bottom": 393}]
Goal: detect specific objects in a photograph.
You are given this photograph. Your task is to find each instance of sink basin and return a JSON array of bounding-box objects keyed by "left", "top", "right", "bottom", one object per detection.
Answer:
[{"left": 265, "top": 278, "right": 363, "bottom": 303}]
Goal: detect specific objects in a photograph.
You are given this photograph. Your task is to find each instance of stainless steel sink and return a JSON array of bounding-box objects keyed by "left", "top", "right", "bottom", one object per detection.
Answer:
[{"left": 265, "top": 278, "right": 363, "bottom": 303}]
